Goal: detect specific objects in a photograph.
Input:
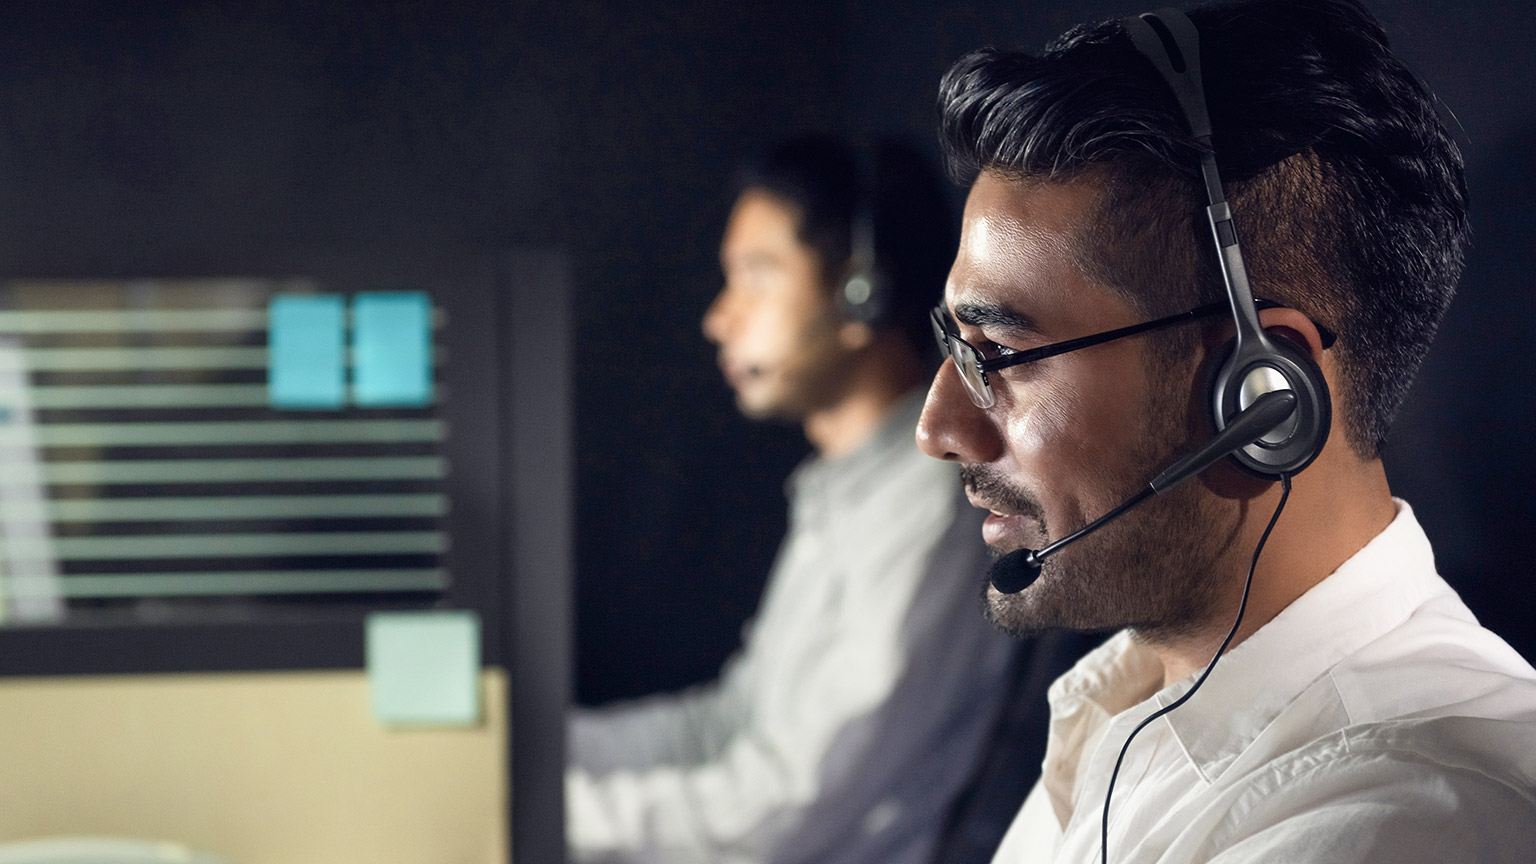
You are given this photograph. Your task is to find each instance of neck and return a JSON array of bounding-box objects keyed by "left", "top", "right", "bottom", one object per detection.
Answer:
[
  {"left": 803, "top": 337, "right": 924, "bottom": 459},
  {"left": 1153, "top": 456, "right": 1396, "bottom": 687}
]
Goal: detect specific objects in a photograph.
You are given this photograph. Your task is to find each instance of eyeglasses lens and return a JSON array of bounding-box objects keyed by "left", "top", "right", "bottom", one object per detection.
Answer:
[
  {"left": 949, "top": 338, "right": 993, "bottom": 408},
  {"left": 930, "top": 307, "right": 994, "bottom": 409}
]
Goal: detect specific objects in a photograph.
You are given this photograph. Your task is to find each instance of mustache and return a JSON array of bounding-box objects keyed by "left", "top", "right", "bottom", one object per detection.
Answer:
[{"left": 959, "top": 464, "right": 1046, "bottom": 524}]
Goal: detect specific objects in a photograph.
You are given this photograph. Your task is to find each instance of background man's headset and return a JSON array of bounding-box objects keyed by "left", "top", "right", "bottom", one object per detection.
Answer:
[
  {"left": 984, "top": 7, "right": 1334, "bottom": 863},
  {"left": 838, "top": 144, "right": 890, "bottom": 327}
]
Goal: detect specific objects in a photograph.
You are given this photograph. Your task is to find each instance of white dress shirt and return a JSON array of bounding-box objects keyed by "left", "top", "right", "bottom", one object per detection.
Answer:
[
  {"left": 992, "top": 499, "right": 1536, "bottom": 864},
  {"left": 569, "top": 391, "right": 1017, "bottom": 864}
]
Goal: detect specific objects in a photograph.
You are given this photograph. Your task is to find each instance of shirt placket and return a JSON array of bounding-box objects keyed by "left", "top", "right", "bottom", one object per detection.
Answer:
[{"left": 1057, "top": 709, "right": 1177, "bottom": 864}]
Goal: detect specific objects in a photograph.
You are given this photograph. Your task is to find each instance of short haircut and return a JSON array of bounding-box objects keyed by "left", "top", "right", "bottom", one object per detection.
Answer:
[
  {"left": 735, "top": 135, "right": 958, "bottom": 358},
  {"left": 937, "top": 0, "right": 1470, "bottom": 457}
]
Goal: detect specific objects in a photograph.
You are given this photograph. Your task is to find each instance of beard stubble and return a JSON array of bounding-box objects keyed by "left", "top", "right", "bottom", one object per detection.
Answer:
[{"left": 965, "top": 389, "right": 1244, "bottom": 647}]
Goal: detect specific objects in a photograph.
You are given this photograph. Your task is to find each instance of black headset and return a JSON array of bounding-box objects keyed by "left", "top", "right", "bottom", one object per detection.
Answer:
[
  {"left": 838, "top": 144, "right": 890, "bottom": 327},
  {"left": 1083, "top": 12, "right": 1333, "bottom": 864},
  {"left": 1125, "top": 7, "right": 1331, "bottom": 479}
]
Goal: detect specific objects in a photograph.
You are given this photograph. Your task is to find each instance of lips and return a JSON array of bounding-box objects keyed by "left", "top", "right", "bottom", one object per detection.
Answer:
[
  {"left": 717, "top": 357, "right": 755, "bottom": 387},
  {"left": 968, "top": 492, "right": 1045, "bottom": 550}
]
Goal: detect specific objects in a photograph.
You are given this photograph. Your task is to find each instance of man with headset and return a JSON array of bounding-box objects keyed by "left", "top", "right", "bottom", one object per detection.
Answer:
[
  {"left": 919, "top": 0, "right": 1536, "bottom": 862},
  {"left": 566, "top": 136, "right": 1037, "bottom": 864}
]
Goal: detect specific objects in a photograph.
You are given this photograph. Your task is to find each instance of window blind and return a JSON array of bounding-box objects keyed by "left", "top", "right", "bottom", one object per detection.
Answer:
[{"left": 0, "top": 279, "right": 450, "bottom": 622}]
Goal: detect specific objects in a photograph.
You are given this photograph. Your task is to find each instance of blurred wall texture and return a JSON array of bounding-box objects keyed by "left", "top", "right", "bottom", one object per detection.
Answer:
[{"left": 0, "top": 0, "right": 1528, "bottom": 705}]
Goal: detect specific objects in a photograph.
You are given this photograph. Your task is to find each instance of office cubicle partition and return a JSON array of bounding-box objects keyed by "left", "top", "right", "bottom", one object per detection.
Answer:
[{"left": 0, "top": 249, "right": 571, "bottom": 864}]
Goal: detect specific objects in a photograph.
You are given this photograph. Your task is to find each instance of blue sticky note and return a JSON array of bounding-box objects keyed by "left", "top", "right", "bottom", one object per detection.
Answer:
[
  {"left": 268, "top": 294, "right": 346, "bottom": 409},
  {"left": 366, "top": 610, "right": 481, "bottom": 726},
  {"left": 352, "top": 291, "right": 434, "bottom": 407}
]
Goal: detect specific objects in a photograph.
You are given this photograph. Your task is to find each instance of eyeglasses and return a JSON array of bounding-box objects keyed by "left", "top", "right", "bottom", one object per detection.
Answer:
[{"left": 930, "top": 299, "right": 1335, "bottom": 409}]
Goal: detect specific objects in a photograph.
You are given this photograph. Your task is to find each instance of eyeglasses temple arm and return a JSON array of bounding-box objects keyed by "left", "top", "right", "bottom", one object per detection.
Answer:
[{"left": 977, "top": 302, "right": 1226, "bottom": 373}]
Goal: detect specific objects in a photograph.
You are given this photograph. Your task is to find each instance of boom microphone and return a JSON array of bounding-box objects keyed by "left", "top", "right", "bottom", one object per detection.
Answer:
[{"left": 988, "top": 389, "right": 1298, "bottom": 594}]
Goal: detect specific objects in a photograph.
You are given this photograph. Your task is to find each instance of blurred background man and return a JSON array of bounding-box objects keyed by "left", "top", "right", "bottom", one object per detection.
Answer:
[{"left": 565, "top": 136, "right": 1039, "bottom": 864}]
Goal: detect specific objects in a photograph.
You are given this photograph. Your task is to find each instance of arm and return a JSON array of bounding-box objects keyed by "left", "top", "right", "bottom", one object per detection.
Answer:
[
  {"left": 568, "top": 463, "right": 1014, "bottom": 864},
  {"left": 569, "top": 665, "right": 749, "bottom": 776}
]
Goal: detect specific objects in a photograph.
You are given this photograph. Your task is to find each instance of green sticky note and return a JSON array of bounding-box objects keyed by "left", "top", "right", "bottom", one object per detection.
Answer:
[
  {"left": 352, "top": 291, "right": 434, "bottom": 407},
  {"left": 268, "top": 294, "right": 346, "bottom": 409},
  {"left": 366, "top": 610, "right": 481, "bottom": 726}
]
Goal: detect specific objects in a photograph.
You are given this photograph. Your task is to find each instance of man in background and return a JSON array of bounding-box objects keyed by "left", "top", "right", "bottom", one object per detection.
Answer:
[{"left": 566, "top": 136, "right": 1037, "bottom": 864}]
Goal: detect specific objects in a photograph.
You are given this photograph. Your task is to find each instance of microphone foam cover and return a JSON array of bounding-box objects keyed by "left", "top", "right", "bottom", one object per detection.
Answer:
[{"left": 989, "top": 548, "right": 1043, "bottom": 595}]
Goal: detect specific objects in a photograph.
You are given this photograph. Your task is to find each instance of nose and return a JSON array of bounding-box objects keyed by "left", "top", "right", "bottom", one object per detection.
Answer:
[
  {"left": 917, "top": 357, "right": 1005, "bottom": 464},
  {"left": 702, "top": 286, "right": 732, "bottom": 344}
]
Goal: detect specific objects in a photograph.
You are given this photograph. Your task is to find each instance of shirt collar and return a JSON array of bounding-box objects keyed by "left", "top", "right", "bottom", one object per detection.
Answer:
[{"left": 1051, "top": 499, "right": 1449, "bottom": 781}]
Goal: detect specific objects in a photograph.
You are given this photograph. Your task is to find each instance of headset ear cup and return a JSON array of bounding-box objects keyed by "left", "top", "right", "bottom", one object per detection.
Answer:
[
  {"left": 1207, "top": 335, "right": 1331, "bottom": 478},
  {"left": 841, "top": 141, "right": 888, "bottom": 328},
  {"left": 839, "top": 264, "right": 887, "bottom": 326}
]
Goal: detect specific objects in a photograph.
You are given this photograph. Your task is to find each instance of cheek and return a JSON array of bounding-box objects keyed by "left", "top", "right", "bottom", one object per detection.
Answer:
[
  {"left": 1000, "top": 390, "right": 1062, "bottom": 466},
  {"left": 1000, "top": 355, "right": 1157, "bottom": 516},
  {"left": 1002, "top": 384, "right": 1103, "bottom": 523},
  {"left": 747, "top": 305, "right": 795, "bottom": 353},
  {"left": 737, "top": 292, "right": 810, "bottom": 356}
]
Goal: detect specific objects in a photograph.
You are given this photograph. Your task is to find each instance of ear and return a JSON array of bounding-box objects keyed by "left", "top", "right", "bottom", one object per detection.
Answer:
[
  {"left": 1256, "top": 306, "right": 1328, "bottom": 364},
  {"left": 839, "top": 319, "right": 875, "bottom": 351}
]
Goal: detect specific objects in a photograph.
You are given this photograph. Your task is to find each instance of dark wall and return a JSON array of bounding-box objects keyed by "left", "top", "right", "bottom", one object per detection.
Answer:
[
  {"left": 1363, "top": 3, "right": 1536, "bottom": 667},
  {"left": 0, "top": 0, "right": 1528, "bottom": 707},
  {"left": 0, "top": 2, "right": 564, "bottom": 272}
]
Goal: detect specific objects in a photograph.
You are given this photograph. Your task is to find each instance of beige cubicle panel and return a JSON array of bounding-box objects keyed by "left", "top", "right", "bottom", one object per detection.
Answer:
[{"left": 0, "top": 668, "right": 509, "bottom": 864}]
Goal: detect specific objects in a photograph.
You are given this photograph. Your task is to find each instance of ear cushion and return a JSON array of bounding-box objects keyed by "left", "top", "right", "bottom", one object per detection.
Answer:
[
  {"left": 839, "top": 263, "right": 887, "bottom": 326},
  {"left": 1206, "top": 334, "right": 1331, "bottom": 478}
]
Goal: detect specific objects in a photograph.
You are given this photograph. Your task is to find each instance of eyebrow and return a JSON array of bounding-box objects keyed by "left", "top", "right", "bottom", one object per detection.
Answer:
[{"left": 952, "top": 301, "right": 1041, "bottom": 334}]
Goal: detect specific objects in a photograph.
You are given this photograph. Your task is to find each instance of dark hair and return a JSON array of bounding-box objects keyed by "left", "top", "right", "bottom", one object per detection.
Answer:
[
  {"left": 937, "top": 0, "right": 1469, "bottom": 457},
  {"left": 735, "top": 135, "right": 957, "bottom": 357}
]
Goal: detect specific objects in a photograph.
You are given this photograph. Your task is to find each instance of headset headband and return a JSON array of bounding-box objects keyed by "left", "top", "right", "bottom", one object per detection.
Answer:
[
  {"left": 1124, "top": 9, "right": 1273, "bottom": 365},
  {"left": 1123, "top": 7, "right": 1330, "bottom": 477}
]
